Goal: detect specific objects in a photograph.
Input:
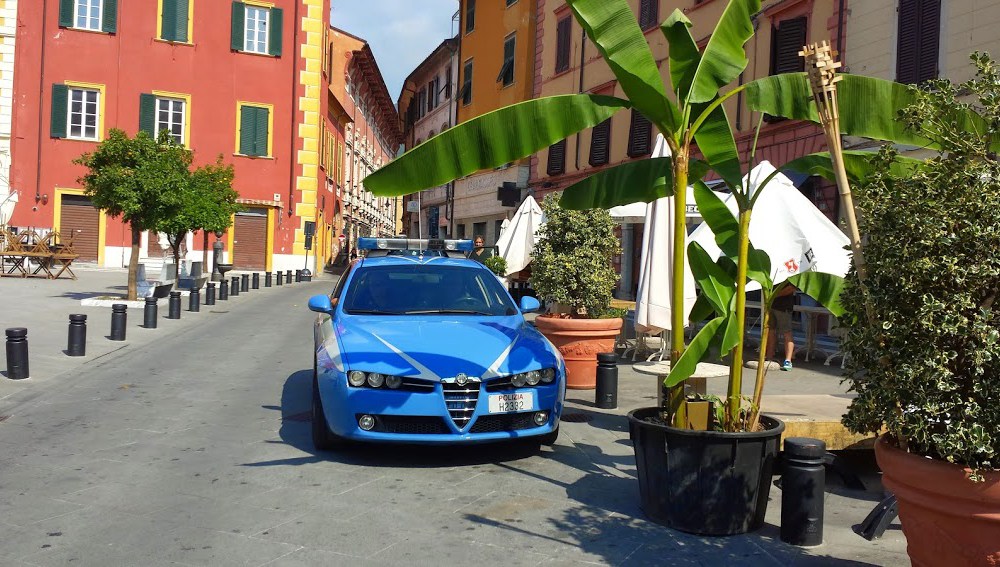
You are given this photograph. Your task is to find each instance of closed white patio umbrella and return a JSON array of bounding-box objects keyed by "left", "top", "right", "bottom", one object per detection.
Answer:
[{"left": 496, "top": 195, "right": 543, "bottom": 276}]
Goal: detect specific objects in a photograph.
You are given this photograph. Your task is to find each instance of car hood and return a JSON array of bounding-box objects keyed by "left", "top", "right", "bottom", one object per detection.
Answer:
[{"left": 335, "top": 315, "right": 560, "bottom": 381}]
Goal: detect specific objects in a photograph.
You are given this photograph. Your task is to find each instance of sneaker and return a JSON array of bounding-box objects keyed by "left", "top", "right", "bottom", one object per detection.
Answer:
[
  {"left": 781, "top": 360, "right": 793, "bottom": 371},
  {"left": 745, "top": 360, "right": 778, "bottom": 370}
]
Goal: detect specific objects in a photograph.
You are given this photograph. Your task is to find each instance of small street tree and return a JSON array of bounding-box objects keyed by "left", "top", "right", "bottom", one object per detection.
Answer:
[
  {"left": 156, "top": 157, "right": 239, "bottom": 281},
  {"left": 76, "top": 129, "right": 190, "bottom": 300}
]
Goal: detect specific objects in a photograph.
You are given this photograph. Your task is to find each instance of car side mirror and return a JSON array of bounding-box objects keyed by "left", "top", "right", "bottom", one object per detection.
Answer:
[
  {"left": 308, "top": 294, "right": 335, "bottom": 315},
  {"left": 519, "top": 296, "right": 541, "bottom": 313}
]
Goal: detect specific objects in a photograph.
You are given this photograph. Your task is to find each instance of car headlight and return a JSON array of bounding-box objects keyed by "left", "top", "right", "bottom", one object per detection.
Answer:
[
  {"left": 525, "top": 370, "right": 541, "bottom": 386},
  {"left": 540, "top": 368, "right": 556, "bottom": 383},
  {"left": 367, "top": 372, "right": 385, "bottom": 388},
  {"left": 348, "top": 371, "right": 367, "bottom": 387},
  {"left": 511, "top": 373, "right": 527, "bottom": 387}
]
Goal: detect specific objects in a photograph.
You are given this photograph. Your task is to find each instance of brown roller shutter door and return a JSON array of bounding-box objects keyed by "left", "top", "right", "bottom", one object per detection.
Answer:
[
  {"left": 60, "top": 195, "right": 100, "bottom": 262},
  {"left": 233, "top": 208, "right": 268, "bottom": 270}
]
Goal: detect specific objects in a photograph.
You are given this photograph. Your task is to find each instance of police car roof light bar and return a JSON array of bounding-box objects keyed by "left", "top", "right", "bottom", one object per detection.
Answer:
[{"left": 357, "top": 237, "right": 474, "bottom": 252}]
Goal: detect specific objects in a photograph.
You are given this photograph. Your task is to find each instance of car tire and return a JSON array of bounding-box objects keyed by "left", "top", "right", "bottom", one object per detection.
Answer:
[{"left": 312, "top": 369, "right": 349, "bottom": 451}]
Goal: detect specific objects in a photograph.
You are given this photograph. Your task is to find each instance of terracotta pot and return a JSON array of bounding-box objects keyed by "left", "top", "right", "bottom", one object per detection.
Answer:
[
  {"left": 875, "top": 435, "right": 1000, "bottom": 566},
  {"left": 534, "top": 315, "right": 622, "bottom": 389}
]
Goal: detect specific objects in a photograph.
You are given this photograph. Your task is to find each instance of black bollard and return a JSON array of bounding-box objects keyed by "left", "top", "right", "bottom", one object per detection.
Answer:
[
  {"left": 110, "top": 304, "right": 127, "bottom": 341},
  {"left": 67, "top": 314, "right": 87, "bottom": 356},
  {"left": 4, "top": 328, "right": 29, "bottom": 379},
  {"left": 144, "top": 297, "right": 158, "bottom": 328},
  {"left": 252, "top": 273, "right": 260, "bottom": 289},
  {"left": 205, "top": 283, "right": 216, "bottom": 306},
  {"left": 241, "top": 273, "right": 249, "bottom": 292},
  {"left": 781, "top": 437, "right": 826, "bottom": 547},
  {"left": 276, "top": 271, "right": 284, "bottom": 286},
  {"left": 286, "top": 269, "right": 292, "bottom": 283},
  {"left": 595, "top": 353, "right": 619, "bottom": 409},
  {"left": 168, "top": 291, "right": 182, "bottom": 319},
  {"left": 301, "top": 269, "right": 312, "bottom": 282},
  {"left": 219, "top": 279, "right": 229, "bottom": 300},
  {"left": 188, "top": 288, "right": 200, "bottom": 312},
  {"left": 295, "top": 269, "right": 302, "bottom": 283},
  {"left": 265, "top": 272, "right": 272, "bottom": 287},
  {"left": 231, "top": 276, "right": 240, "bottom": 296}
]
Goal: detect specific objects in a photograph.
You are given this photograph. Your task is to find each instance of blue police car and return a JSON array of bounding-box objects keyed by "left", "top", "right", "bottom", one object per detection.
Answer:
[{"left": 307, "top": 238, "right": 565, "bottom": 449}]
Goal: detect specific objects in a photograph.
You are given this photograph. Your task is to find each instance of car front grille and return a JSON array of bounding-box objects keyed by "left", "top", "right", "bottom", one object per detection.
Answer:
[
  {"left": 441, "top": 381, "right": 480, "bottom": 429},
  {"left": 364, "top": 415, "right": 450, "bottom": 434},
  {"left": 469, "top": 412, "right": 537, "bottom": 433}
]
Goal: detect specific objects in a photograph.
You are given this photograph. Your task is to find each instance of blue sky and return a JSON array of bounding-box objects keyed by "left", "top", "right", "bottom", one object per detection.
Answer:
[{"left": 331, "top": 0, "right": 459, "bottom": 105}]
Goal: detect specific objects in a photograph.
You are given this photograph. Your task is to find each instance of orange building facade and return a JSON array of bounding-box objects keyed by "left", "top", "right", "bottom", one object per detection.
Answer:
[{"left": 9, "top": 0, "right": 335, "bottom": 273}]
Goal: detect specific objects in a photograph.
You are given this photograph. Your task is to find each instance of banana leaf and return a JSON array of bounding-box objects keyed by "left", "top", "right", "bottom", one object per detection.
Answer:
[
  {"left": 559, "top": 158, "right": 710, "bottom": 210},
  {"left": 787, "top": 272, "right": 847, "bottom": 317},
  {"left": 664, "top": 316, "right": 727, "bottom": 388},
  {"left": 684, "top": 0, "right": 760, "bottom": 104}
]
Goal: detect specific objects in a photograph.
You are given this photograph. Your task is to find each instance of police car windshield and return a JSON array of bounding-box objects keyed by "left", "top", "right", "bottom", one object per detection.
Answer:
[{"left": 343, "top": 264, "right": 518, "bottom": 316}]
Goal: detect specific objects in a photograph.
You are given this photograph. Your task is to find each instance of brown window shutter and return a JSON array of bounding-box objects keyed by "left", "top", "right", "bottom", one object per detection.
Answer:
[
  {"left": 627, "top": 110, "right": 652, "bottom": 158},
  {"left": 770, "top": 17, "right": 807, "bottom": 75},
  {"left": 555, "top": 17, "right": 571, "bottom": 73},
  {"left": 547, "top": 139, "right": 566, "bottom": 176},
  {"left": 589, "top": 119, "right": 611, "bottom": 167},
  {"left": 897, "top": 0, "right": 940, "bottom": 84},
  {"left": 638, "top": 0, "right": 658, "bottom": 31}
]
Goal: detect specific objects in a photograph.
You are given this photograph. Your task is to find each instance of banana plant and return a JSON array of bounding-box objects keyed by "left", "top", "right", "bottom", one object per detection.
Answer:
[{"left": 364, "top": 0, "right": 946, "bottom": 430}]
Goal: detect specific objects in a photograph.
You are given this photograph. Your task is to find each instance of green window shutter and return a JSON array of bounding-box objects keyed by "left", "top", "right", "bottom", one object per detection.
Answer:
[
  {"left": 175, "top": 0, "right": 190, "bottom": 42},
  {"left": 102, "top": 0, "right": 118, "bottom": 34},
  {"left": 268, "top": 7, "right": 283, "bottom": 56},
  {"left": 58, "top": 0, "right": 74, "bottom": 27},
  {"left": 239, "top": 105, "right": 256, "bottom": 155},
  {"left": 231, "top": 2, "right": 245, "bottom": 51},
  {"left": 162, "top": 0, "right": 189, "bottom": 42},
  {"left": 254, "top": 107, "right": 269, "bottom": 156},
  {"left": 50, "top": 84, "right": 69, "bottom": 139},
  {"left": 139, "top": 94, "right": 156, "bottom": 137}
]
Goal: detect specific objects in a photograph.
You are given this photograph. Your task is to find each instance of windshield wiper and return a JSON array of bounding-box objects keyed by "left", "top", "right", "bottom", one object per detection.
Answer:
[
  {"left": 346, "top": 309, "right": 402, "bottom": 315},
  {"left": 404, "top": 309, "right": 493, "bottom": 315}
]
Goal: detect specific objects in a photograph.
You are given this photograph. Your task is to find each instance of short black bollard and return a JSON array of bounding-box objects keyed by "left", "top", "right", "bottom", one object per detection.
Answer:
[
  {"left": 4, "top": 328, "right": 29, "bottom": 379},
  {"left": 781, "top": 437, "right": 826, "bottom": 547},
  {"left": 301, "top": 269, "right": 312, "bottom": 282},
  {"left": 219, "top": 279, "right": 229, "bottom": 300},
  {"left": 110, "top": 304, "right": 127, "bottom": 341},
  {"left": 205, "top": 283, "right": 216, "bottom": 306},
  {"left": 241, "top": 273, "right": 249, "bottom": 292},
  {"left": 295, "top": 269, "right": 302, "bottom": 283},
  {"left": 67, "top": 314, "right": 87, "bottom": 356},
  {"left": 168, "top": 291, "right": 182, "bottom": 319},
  {"left": 231, "top": 276, "right": 240, "bottom": 296},
  {"left": 286, "top": 269, "right": 292, "bottom": 283},
  {"left": 595, "top": 353, "right": 619, "bottom": 409},
  {"left": 265, "top": 272, "right": 272, "bottom": 287},
  {"left": 276, "top": 271, "right": 284, "bottom": 286},
  {"left": 252, "top": 273, "right": 260, "bottom": 289},
  {"left": 188, "top": 288, "right": 200, "bottom": 312},
  {"left": 144, "top": 297, "right": 158, "bottom": 328}
]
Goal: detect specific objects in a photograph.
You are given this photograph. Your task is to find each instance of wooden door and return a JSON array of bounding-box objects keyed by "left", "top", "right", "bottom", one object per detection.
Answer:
[
  {"left": 233, "top": 208, "right": 268, "bottom": 270},
  {"left": 60, "top": 195, "right": 100, "bottom": 261}
]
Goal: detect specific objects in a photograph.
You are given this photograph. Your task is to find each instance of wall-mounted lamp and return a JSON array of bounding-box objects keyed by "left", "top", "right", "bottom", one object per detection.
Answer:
[{"left": 35, "top": 193, "right": 48, "bottom": 205}]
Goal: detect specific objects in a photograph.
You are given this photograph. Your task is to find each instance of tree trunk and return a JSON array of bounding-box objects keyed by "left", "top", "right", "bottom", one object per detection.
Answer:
[
  {"left": 127, "top": 225, "right": 140, "bottom": 300},
  {"left": 726, "top": 208, "right": 752, "bottom": 431},
  {"left": 202, "top": 231, "right": 209, "bottom": 275},
  {"left": 668, "top": 149, "right": 689, "bottom": 428}
]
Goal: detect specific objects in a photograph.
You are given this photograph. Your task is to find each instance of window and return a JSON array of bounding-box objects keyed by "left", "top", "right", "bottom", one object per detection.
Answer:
[
  {"left": 236, "top": 103, "right": 272, "bottom": 157},
  {"left": 506, "top": 0, "right": 517, "bottom": 6},
  {"left": 473, "top": 222, "right": 487, "bottom": 241},
  {"left": 555, "top": 17, "right": 571, "bottom": 74},
  {"left": 547, "top": 139, "right": 566, "bottom": 176},
  {"left": 627, "top": 110, "right": 652, "bottom": 157},
  {"left": 417, "top": 88, "right": 427, "bottom": 119},
  {"left": 427, "top": 79, "right": 437, "bottom": 112},
  {"left": 495, "top": 220, "right": 503, "bottom": 243},
  {"left": 461, "top": 59, "right": 473, "bottom": 106},
  {"left": 159, "top": 0, "right": 191, "bottom": 42},
  {"left": 638, "top": 0, "right": 658, "bottom": 31},
  {"left": 59, "top": 0, "right": 117, "bottom": 33},
  {"left": 50, "top": 84, "right": 103, "bottom": 141},
  {"left": 897, "top": 0, "right": 941, "bottom": 84},
  {"left": 589, "top": 119, "right": 611, "bottom": 167},
  {"left": 231, "top": 1, "right": 283, "bottom": 56},
  {"left": 458, "top": 224, "right": 466, "bottom": 239},
  {"left": 139, "top": 93, "right": 189, "bottom": 146},
  {"left": 498, "top": 34, "right": 516, "bottom": 87},
  {"left": 444, "top": 66, "right": 452, "bottom": 99},
  {"left": 465, "top": 0, "right": 475, "bottom": 34}
]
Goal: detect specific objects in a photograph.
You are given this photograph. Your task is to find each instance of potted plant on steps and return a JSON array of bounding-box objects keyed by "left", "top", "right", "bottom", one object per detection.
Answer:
[
  {"left": 841, "top": 55, "right": 1000, "bottom": 566},
  {"left": 529, "top": 194, "right": 623, "bottom": 390}
]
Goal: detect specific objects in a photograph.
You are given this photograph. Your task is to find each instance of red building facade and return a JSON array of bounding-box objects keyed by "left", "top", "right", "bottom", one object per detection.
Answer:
[{"left": 10, "top": 0, "right": 333, "bottom": 273}]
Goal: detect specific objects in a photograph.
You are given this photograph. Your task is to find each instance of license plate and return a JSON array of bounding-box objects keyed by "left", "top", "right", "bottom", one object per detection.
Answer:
[{"left": 488, "top": 392, "right": 535, "bottom": 414}]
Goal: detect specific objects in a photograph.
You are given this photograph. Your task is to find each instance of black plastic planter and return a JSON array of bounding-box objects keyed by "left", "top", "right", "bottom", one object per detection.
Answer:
[{"left": 628, "top": 407, "right": 784, "bottom": 536}]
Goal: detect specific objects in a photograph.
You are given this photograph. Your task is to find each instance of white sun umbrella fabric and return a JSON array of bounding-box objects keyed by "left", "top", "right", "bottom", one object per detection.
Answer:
[
  {"left": 688, "top": 160, "right": 851, "bottom": 290},
  {"left": 496, "top": 195, "right": 544, "bottom": 276},
  {"left": 634, "top": 135, "right": 698, "bottom": 334},
  {"left": 610, "top": 187, "right": 700, "bottom": 224},
  {"left": 0, "top": 190, "right": 17, "bottom": 226}
]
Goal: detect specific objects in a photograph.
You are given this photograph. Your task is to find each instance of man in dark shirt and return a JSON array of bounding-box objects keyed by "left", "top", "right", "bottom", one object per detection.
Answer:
[{"left": 767, "top": 284, "right": 797, "bottom": 371}]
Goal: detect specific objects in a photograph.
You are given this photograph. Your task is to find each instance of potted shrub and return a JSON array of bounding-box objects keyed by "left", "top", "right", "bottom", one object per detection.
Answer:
[
  {"left": 842, "top": 54, "right": 1000, "bottom": 565},
  {"left": 529, "top": 194, "right": 623, "bottom": 389}
]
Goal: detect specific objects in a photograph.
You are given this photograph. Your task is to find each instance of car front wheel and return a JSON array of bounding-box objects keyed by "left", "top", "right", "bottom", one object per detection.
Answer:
[{"left": 312, "top": 368, "right": 349, "bottom": 451}]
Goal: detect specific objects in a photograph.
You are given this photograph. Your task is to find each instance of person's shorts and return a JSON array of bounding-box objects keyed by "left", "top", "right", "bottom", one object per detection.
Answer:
[{"left": 768, "top": 309, "right": 793, "bottom": 335}]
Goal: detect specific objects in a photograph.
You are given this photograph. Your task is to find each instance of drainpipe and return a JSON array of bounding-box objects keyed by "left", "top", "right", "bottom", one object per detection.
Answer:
[
  {"left": 34, "top": 0, "right": 50, "bottom": 210},
  {"left": 836, "top": 0, "right": 846, "bottom": 63},
  {"left": 574, "top": 27, "right": 586, "bottom": 171}
]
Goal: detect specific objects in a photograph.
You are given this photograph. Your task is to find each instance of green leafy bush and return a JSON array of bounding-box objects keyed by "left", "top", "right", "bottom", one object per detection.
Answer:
[
  {"left": 483, "top": 255, "right": 507, "bottom": 277},
  {"left": 842, "top": 54, "right": 1000, "bottom": 476},
  {"left": 529, "top": 194, "right": 620, "bottom": 318}
]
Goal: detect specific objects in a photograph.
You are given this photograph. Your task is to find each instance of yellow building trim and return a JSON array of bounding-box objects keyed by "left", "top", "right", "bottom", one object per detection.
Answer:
[
  {"left": 53, "top": 187, "right": 106, "bottom": 267},
  {"left": 156, "top": 0, "right": 195, "bottom": 43},
  {"left": 234, "top": 101, "right": 274, "bottom": 157},
  {"left": 265, "top": 207, "right": 275, "bottom": 271},
  {"left": 291, "top": 0, "right": 324, "bottom": 259},
  {"left": 243, "top": 0, "right": 275, "bottom": 8},
  {"left": 63, "top": 81, "right": 106, "bottom": 142},
  {"left": 152, "top": 90, "right": 192, "bottom": 148}
]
